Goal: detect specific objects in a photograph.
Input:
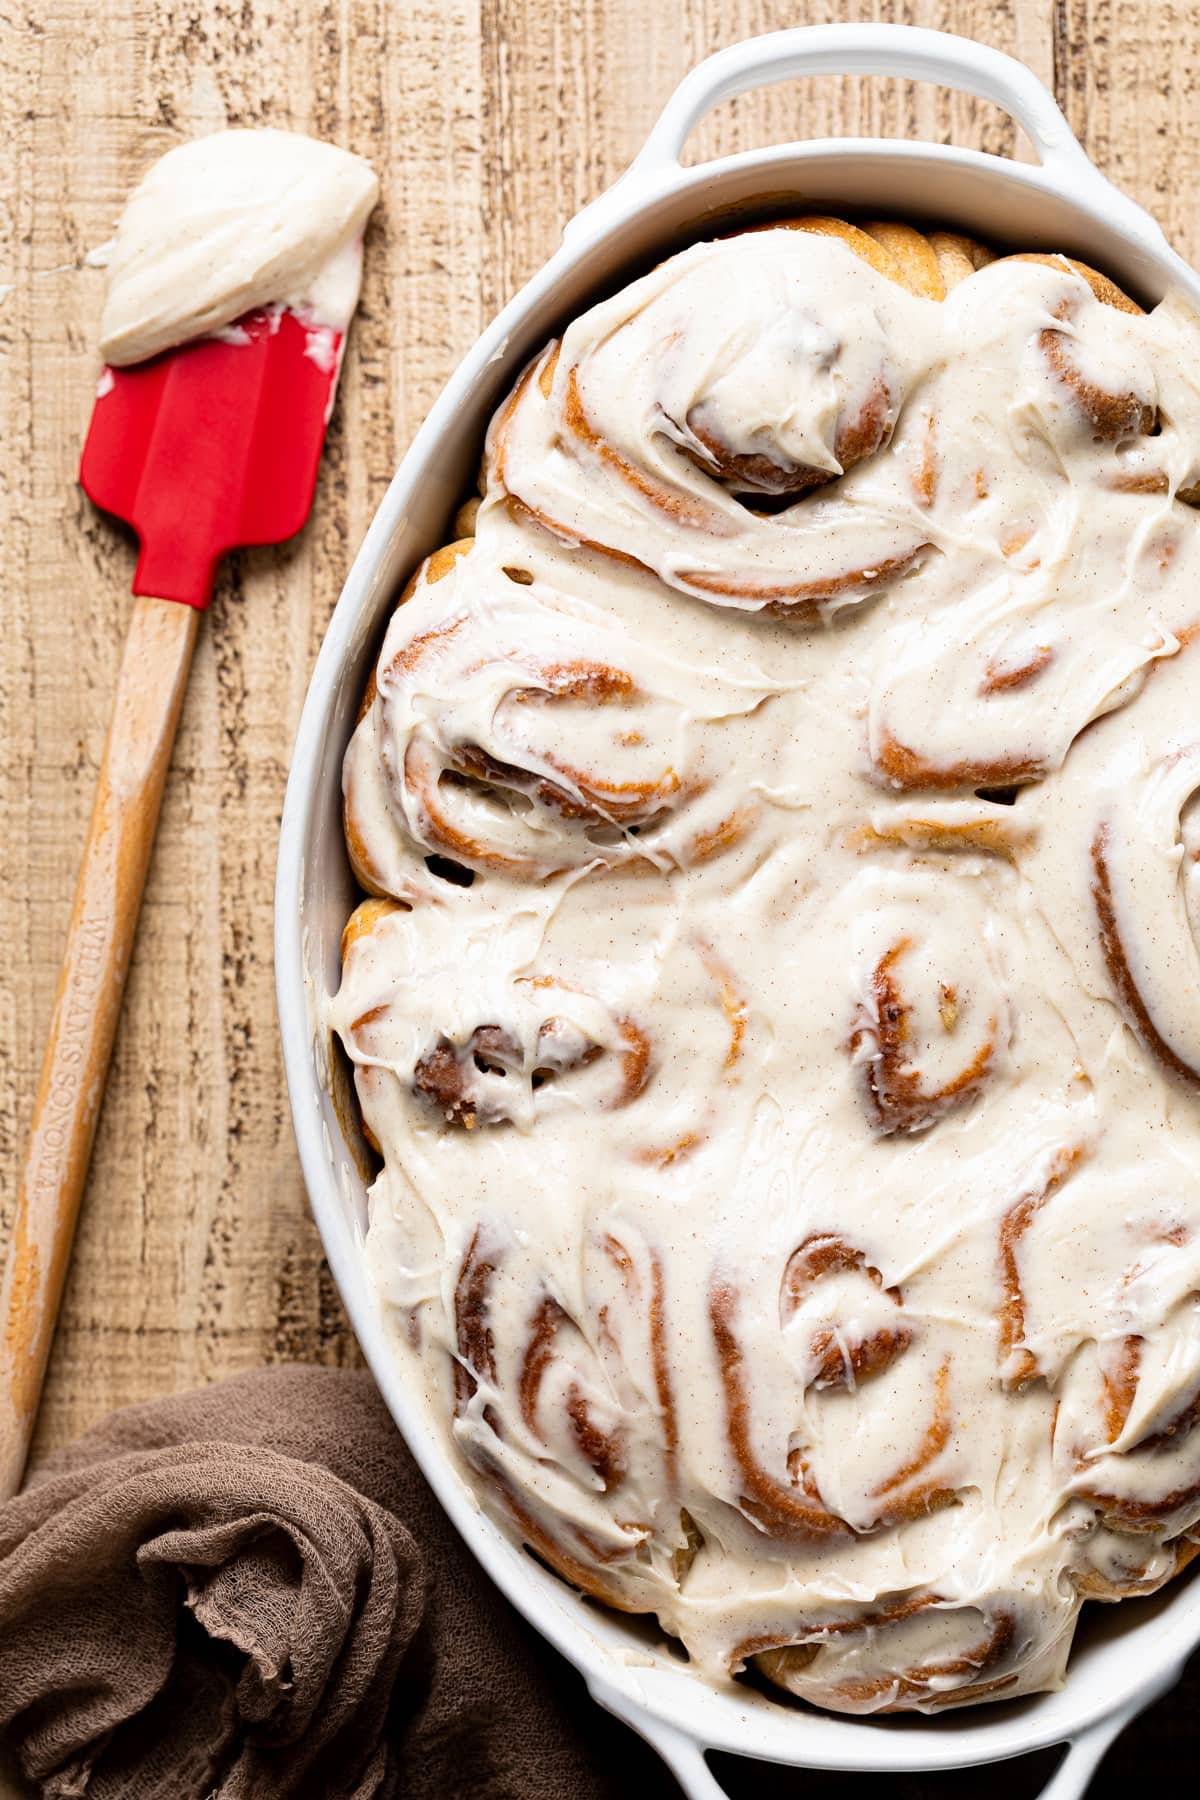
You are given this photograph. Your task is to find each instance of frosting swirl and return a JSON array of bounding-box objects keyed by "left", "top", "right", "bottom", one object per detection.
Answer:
[{"left": 333, "top": 219, "right": 1200, "bottom": 1716}]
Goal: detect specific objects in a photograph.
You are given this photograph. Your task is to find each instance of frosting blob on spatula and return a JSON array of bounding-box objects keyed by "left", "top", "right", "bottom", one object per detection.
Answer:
[{"left": 97, "top": 128, "right": 379, "bottom": 367}]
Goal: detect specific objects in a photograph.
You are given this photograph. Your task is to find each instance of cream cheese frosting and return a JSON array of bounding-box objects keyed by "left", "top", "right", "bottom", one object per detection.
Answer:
[
  {"left": 97, "top": 128, "right": 379, "bottom": 366},
  {"left": 332, "top": 225, "right": 1200, "bottom": 1715}
]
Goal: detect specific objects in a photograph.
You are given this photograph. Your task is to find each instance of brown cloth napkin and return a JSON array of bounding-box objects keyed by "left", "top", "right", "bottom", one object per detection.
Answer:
[
  {"left": 0, "top": 1366, "right": 677, "bottom": 1800},
  {"left": 2, "top": 1367, "right": 1196, "bottom": 1800}
]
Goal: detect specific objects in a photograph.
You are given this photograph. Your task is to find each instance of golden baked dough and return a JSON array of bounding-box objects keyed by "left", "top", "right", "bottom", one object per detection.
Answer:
[{"left": 333, "top": 216, "right": 1200, "bottom": 1716}]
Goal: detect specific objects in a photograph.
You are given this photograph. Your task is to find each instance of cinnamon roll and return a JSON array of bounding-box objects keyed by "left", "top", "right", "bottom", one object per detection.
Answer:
[
  {"left": 753, "top": 1597, "right": 1031, "bottom": 1713},
  {"left": 343, "top": 543, "right": 784, "bottom": 893},
  {"left": 865, "top": 254, "right": 1200, "bottom": 794},
  {"left": 334, "top": 899, "right": 654, "bottom": 1138},
  {"left": 1022, "top": 630, "right": 1200, "bottom": 1091},
  {"left": 332, "top": 211, "right": 1200, "bottom": 1719},
  {"left": 847, "top": 869, "right": 1008, "bottom": 1134},
  {"left": 488, "top": 220, "right": 937, "bottom": 615}
]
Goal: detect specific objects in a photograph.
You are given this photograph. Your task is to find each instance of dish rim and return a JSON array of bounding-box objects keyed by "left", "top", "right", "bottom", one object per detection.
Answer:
[{"left": 275, "top": 26, "right": 1200, "bottom": 1797}]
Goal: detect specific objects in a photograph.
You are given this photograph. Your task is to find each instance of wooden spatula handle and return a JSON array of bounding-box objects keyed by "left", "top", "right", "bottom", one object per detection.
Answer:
[{"left": 0, "top": 594, "right": 199, "bottom": 1498}]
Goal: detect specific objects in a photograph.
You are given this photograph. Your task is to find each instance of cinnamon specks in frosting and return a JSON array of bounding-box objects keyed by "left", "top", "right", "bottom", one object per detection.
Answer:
[{"left": 331, "top": 220, "right": 1200, "bottom": 1716}]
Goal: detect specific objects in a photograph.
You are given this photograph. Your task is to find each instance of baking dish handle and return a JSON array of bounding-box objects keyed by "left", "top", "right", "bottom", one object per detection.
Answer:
[
  {"left": 587, "top": 1682, "right": 729, "bottom": 1800},
  {"left": 589, "top": 1673, "right": 1179, "bottom": 1800},
  {"left": 1032, "top": 1691, "right": 1167, "bottom": 1800},
  {"left": 564, "top": 24, "right": 1167, "bottom": 252},
  {"left": 631, "top": 25, "right": 1089, "bottom": 180}
]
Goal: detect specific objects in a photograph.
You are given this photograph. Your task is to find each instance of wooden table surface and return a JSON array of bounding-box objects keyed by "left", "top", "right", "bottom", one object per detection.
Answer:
[{"left": 3, "top": 1, "right": 1198, "bottom": 1793}]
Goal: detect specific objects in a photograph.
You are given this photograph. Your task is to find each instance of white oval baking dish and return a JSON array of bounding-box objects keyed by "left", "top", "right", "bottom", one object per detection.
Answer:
[{"left": 276, "top": 25, "right": 1200, "bottom": 1799}]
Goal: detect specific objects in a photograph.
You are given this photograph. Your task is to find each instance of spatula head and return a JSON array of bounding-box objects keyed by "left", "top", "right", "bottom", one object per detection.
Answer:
[{"left": 80, "top": 309, "right": 343, "bottom": 609}]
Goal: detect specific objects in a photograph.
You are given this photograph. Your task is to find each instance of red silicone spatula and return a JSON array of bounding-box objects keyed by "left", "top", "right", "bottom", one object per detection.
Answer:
[
  {"left": 0, "top": 307, "right": 344, "bottom": 1497},
  {"left": 81, "top": 308, "right": 343, "bottom": 604}
]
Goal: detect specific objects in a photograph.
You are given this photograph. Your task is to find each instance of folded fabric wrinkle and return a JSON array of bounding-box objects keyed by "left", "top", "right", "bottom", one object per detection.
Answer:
[{"left": 0, "top": 1365, "right": 678, "bottom": 1800}]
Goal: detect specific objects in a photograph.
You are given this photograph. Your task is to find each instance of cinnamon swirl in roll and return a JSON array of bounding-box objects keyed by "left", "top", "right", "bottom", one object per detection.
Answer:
[
  {"left": 487, "top": 219, "right": 941, "bottom": 614},
  {"left": 343, "top": 542, "right": 783, "bottom": 894},
  {"left": 332, "top": 211, "right": 1200, "bottom": 1719}
]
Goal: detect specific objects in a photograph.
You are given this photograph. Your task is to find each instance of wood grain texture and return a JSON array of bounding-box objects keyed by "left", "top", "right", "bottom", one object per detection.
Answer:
[
  {"left": 0, "top": 592, "right": 197, "bottom": 1500},
  {"left": 3, "top": 0, "right": 1070, "bottom": 1471},
  {"left": 2, "top": 1, "right": 1200, "bottom": 1794}
]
